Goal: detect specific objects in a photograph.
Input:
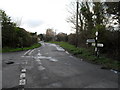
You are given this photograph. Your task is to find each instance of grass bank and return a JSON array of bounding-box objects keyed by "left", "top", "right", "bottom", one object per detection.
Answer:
[
  {"left": 49, "top": 41, "right": 119, "bottom": 71},
  {"left": 2, "top": 43, "right": 41, "bottom": 53}
]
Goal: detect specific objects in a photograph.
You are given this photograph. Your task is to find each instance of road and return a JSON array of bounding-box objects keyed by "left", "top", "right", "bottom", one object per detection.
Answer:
[{"left": 2, "top": 41, "right": 118, "bottom": 89}]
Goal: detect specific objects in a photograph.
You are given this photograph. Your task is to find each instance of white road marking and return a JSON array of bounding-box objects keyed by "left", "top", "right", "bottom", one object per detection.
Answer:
[
  {"left": 65, "top": 51, "right": 69, "bottom": 54},
  {"left": 28, "top": 49, "right": 35, "bottom": 55},
  {"left": 56, "top": 46, "right": 65, "bottom": 51},
  {"left": 24, "top": 50, "right": 31, "bottom": 56},
  {"left": 38, "top": 56, "right": 51, "bottom": 59},
  {"left": 38, "top": 66, "right": 45, "bottom": 70},
  {"left": 49, "top": 58, "right": 58, "bottom": 62},
  {"left": 20, "top": 73, "right": 26, "bottom": 79},
  {"left": 37, "top": 53, "right": 42, "bottom": 56},
  {"left": 19, "top": 68, "right": 27, "bottom": 89},
  {"left": 19, "top": 79, "right": 26, "bottom": 85},
  {"left": 21, "top": 69, "right": 26, "bottom": 73},
  {"left": 47, "top": 43, "right": 65, "bottom": 51}
]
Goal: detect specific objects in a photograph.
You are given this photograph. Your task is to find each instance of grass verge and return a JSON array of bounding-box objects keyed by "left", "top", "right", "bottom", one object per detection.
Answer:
[
  {"left": 49, "top": 41, "right": 120, "bottom": 71},
  {"left": 2, "top": 43, "right": 41, "bottom": 53}
]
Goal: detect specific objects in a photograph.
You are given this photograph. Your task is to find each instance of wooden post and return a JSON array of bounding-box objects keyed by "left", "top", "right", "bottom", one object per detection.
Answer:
[{"left": 76, "top": 0, "right": 79, "bottom": 47}]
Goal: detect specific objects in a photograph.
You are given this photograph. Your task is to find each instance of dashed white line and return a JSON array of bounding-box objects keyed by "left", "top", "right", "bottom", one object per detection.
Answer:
[
  {"left": 21, "top": 69, "right": 26, "bottom": 73},
  {"left": 19, "top": 79, "right": 26, "bottom": 85},
  {"left": 19, "top": 68, "right": 27, "bottom": 89},
  {"left": 20, "top": 73, "right": 26, "bottom": 79}
]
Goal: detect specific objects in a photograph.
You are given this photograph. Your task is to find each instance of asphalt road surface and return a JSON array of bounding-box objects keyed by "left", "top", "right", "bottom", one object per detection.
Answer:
[{"left": 2, "top": 41, "right": 118, "bottom": 89}]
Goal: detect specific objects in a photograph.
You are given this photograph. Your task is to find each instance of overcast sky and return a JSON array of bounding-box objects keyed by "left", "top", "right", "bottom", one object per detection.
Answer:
[{"left": 0, "top": 0, "right": 74, "bottom": 34}]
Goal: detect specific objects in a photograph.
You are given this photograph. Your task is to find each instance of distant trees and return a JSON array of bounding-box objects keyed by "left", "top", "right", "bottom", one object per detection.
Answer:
[
  {"left": 45, "top": 28, "right": 55, "bottom": 41},
  {"left": 56, "top": 33, "right": 68, "bottom": 42},
  {"left": 0, "top": 9, "right": 38, "bottom": 48}
]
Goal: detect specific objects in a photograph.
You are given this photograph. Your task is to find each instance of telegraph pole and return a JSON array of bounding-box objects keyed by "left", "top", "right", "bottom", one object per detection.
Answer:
[{"left": 76, "top": 0, "right": 79, "bottom": 47}]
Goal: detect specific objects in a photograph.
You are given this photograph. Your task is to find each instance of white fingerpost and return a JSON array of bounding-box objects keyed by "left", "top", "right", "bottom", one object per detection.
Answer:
[{"left": 95, "top": 31, "right": 98, "bottom": 56}]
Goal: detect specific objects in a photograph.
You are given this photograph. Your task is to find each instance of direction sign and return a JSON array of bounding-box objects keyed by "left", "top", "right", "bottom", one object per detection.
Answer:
[
  {"left": 92, "top": 43, "right": 104, "bottom": 47},
  {"left": 86, "top": 39, "right": 95, "bottom": 43}
]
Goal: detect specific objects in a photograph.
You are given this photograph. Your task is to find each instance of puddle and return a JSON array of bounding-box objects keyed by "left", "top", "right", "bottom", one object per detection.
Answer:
[
  {"left": 110, "top": 69, "right": 118, "bottom": 74},
  {"left": 5, "top": 61, "right": 14, "bottom": 65}
]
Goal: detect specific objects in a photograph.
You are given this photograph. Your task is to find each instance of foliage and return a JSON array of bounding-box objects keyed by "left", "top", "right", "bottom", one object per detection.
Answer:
[
  {"left": 0, "top": 9, "right": 38, "bottom": 48},
  {"left": 45, "top": 28, "right": 55, "bottom": 41},
  {"left": 56, "top": 33, "right": 68, "bottom": 42},
  {"left": 66, "top": 2, "right": 119, "bottom": 61}
]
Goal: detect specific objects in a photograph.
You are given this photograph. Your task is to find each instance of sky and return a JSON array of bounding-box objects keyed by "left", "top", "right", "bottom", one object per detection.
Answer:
[{"left": 0, "top": 0, "right": 75, "bottom": 35}]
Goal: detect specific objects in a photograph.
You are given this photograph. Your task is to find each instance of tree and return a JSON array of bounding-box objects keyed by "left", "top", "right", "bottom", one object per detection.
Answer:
[
  {"left": 0, "top": 9, "right": 17, "bottom": 47},
  {"left": 56, "top": 33, "right": 68, "bottom": 42},
  {"left": 1, "top": 9, "right": 39, "bottom": 48},
  {"left": 45, "top": 28, "right": 55, "bottom": 41}
]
